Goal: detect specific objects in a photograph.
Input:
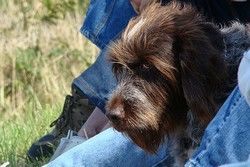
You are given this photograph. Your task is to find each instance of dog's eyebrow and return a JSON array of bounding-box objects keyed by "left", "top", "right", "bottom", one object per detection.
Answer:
[{"left": 125, "top": 18, "right": 146, "bottom": 41}]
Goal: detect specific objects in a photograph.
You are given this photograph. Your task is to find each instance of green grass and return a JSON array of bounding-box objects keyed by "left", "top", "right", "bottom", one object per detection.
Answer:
[
  {"left": 0, "top": 103, "right": 61, "bottom": 166},
  {"left": 0, "top": 0, "right": 97, "bottom": 166}
]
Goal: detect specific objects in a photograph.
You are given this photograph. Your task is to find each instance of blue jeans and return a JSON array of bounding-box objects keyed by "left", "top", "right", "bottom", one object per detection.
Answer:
[
  {"left": 72, "top": 0, "right": 136, "bottom": 112},
  {"left": 45, "top": 87, "right": 250, "bottom": 167},
  {"left": 185, "top": 87, "right": 250, "bottom": 167}
]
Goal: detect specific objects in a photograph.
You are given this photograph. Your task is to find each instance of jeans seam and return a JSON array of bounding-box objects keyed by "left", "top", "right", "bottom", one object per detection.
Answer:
[
  {"left": 191, "top": 88, "right": 242, "bottom": 166},
  {"left": 73, "top": 77, "right": 103, "bottom": 107},
  {"left": 80, "top": 28, "right": 106, "bottom": 49},
  {"left": 80, "top": 0, "right": 116, "bottom": 49},
  {"left": 187, "top": 160, "right": 201, "bottom": 167},
  {"left": 151, "top": 155, "right": 171, "bottom": 167},
  {"left": 93, "top": 0, "right": 116, "bottom": 47}
]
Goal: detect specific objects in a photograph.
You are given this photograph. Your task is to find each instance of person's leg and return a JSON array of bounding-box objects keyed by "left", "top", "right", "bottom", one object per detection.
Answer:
[
  {"left": 219, "top": 156, "right": 250, "bottom": 167},
  {"left": 27, "top": 0, "right": 137, "bottom": 160},
  {"left": 183, "top": 87, "right": 250, "bottom": 167},
  {"left": 27, "top": 87, "right": 94, "bottom": 160},
  {"left": 44, "top": 128, "right": 170, "bottom": 167},
  {"left": 43, "top": 88, "right": 250, "bottom": 167},
  {"left": 73, "top": 0, "right": 136, "bottom": 112}
]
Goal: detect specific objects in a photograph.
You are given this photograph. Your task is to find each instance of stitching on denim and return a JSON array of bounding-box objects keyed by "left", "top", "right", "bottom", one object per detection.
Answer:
[
  {"left": 74, "top": 77, "right": 103, "bottom": 107},
  {"left": 84, "top": 0, "right": 94, "bottom": 21},
  {"left": 151, "top": 154, "right": 171, "bottom": 167},
  {"left": 191, "top": 89, "right": 242, "bottom": 166},
  {"left": 186, "top": 160, "right": 201, "bottom": 167},
  {"left": 196, "top": 94, "right": 241, "bottom": 163},
  {"left": 97, "top": 3, "right": 137, "bottom": 49},
  {"left": 229, "top": 93, "right": 242, "bottom": 112},
  {"left": 184, "top": 160, "right": 201, "bottom": 167},
  {"left": 93, "top": 0, "right": 116, "bottom": 49},
  {"left": 94, "top": 0, "right": 116, "bottom": 39},
  {"left": 80, "top": 0, "right": 116, "bottom": 49},
  {"left": 151, "top": 156, "right": 167, "bottom": 167},
  {"left": 80, "top": 28, "right": 105, "bottom": 49}
]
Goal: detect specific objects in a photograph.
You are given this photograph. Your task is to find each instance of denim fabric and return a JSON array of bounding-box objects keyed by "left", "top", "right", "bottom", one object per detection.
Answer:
[
  {"left": 44, "top": 87, "right": 250, "bottom": 167},
  {"left": 80, "top": 0, "right": 136, "bottom": 49},
  {"left": 73, "top": 0, "right": 136, "bottom": 112},
  {"left": 45, "top": 128, "right": 170, "bottom": 167},
  {"left": 220, "top": 156, "right": 250, "bottom": 167},
  {"left": 185, "top": 87, "right": 250, "bottom": 167},
  {"left": 73, "top": 49, "right": 116, "bottom": 112}
]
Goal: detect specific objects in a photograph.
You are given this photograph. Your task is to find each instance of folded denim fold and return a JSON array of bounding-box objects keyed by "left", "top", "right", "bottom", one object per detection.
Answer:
[{"left": 238, "top": 50, "right": 250, "bottom": 106}]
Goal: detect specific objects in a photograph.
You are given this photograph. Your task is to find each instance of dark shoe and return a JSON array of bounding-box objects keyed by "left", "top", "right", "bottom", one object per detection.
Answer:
[
  {"left": 27, "top": 134, "right": 56, "bottom": 161},
  {"left": 27, "top": 87, "right": 94, "bottom": 160}
]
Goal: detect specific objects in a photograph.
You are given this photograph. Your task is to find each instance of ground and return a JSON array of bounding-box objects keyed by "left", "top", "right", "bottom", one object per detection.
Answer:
[{"left": 0, "top": 0, "right": 97, "bottom": 166}]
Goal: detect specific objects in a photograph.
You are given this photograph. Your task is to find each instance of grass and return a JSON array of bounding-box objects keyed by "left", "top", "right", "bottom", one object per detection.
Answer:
[
  {"left": 0, "top": 104, "right": 60, "bottom": 166},
  {"left": 0, "top": 0, "right": 98, "bottom": 166}
]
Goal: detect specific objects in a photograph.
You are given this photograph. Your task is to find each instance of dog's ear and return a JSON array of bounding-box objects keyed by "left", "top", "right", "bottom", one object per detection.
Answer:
[
  {"left": 141, "top": 3, "right": 227, "bottom": 124},
  {"left": 174, "top": 20, "right": 226, "bottom": 124}
]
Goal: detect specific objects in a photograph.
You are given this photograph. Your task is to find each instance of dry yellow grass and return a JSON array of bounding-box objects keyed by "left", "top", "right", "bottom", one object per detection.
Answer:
[
  {"left": 0, "top": 0, "right": 98, "bottom": 120},
  {"left": 0, "top": 0, "right": 98, "bottom": 165}
]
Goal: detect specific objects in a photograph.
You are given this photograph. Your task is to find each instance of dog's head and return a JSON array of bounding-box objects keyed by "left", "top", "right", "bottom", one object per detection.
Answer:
[{"left": 106, "top": 2, "right": 226, "bottom": 153}]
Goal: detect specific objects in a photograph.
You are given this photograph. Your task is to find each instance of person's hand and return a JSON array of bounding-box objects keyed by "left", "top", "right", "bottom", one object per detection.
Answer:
[{"left": 77, "top": 107, "right": 110, "bottom": 138}]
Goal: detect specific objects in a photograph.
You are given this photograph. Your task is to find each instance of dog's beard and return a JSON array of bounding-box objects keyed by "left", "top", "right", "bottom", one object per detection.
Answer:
[
  {"left": 125, "top": 127, "right": 165, "bottom": 153},
  {"left": 107, "top": 79, "right": 187, "bottom": 153},
  {"left": 106, "top": 2, "right": 233, "bottom": 162}
]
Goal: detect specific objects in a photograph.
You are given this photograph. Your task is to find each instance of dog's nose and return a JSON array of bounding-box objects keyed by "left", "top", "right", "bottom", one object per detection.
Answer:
[{"left": 106, "top": 109, "right": 124, "bottom": 123}]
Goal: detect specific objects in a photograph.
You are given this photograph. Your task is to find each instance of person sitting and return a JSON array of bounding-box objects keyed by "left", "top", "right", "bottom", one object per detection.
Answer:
[{"left": 28, "top": 0, "right": 250, "bottom": 166}]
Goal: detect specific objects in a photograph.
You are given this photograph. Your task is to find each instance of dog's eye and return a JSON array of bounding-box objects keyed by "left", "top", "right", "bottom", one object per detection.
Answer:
[
  {"left": 129, "top": 62, "right": 151, "bottom": 76},
  {"left": 140, "top": 63, "right": 152, "bottom": 73},
  {"left": 142, "top": 64, "right": 150, "bottom": 70}
]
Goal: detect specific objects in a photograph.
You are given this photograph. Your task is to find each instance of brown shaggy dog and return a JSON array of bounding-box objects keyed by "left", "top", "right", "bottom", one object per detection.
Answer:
[{"left": 106, "top": 2, "right": 246, "bottom": 166}]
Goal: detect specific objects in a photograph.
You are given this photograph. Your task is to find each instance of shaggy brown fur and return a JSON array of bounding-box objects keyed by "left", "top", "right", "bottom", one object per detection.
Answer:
[{"left": 106, "top": 2, "right": 235, "bottom": 165}]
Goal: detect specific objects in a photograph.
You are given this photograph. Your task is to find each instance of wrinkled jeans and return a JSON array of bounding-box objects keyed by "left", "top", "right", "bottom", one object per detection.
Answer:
[
  {"left": 49, "top": 0, "right": 250, "bottom": 166},
  {"left": 45, "top": 87, "right": 250, "bottom": 167},
  {"left": 185, "top": 87, "right": 250, "bottom": 167}
]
